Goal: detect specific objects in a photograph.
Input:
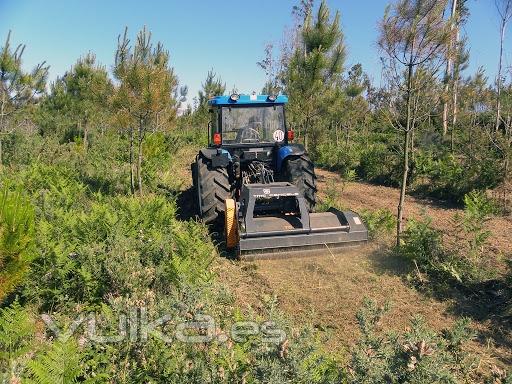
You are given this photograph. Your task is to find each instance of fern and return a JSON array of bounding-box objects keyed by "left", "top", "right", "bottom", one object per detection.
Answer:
[
  {"left": 0, "top": 301, "right": 34, "bottom": 380},
  {"left": 26, "top": 339, "right": 83, "bottom": 384}
]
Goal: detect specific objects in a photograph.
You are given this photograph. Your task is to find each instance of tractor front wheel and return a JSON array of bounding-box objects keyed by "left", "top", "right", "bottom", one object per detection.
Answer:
[
  {"left": 284, "top": 155, "right": 317, "bottom": 211},
  {"left": 194, "top": 154, "right": 231, "bottom": 225}
]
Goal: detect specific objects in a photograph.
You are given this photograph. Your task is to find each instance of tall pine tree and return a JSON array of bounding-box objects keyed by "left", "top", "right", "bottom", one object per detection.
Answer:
[
  {"left": 284, "top": 0, "right": 346, "bottom": 152},
  {"left": 112, "top": 27, "right": 178, "bottom": 195},
  {"left": 0, "top": 31, "right": 48, "bottom": 165}
]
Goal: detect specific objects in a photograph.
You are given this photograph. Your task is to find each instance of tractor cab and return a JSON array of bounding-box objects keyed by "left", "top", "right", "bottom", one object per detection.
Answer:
[{"left": 207, "top": 94, "right": 293, "bottom": 149}]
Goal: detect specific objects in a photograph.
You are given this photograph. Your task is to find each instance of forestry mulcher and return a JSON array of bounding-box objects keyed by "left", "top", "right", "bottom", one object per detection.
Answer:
[{"left": 191, "top": 94, "right": 367, "bottom": 259}]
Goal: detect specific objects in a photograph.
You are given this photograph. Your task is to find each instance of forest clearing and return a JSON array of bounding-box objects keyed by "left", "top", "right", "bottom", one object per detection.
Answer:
[{"left": 1, "top": 0, "right": 512, "bottom": 383}]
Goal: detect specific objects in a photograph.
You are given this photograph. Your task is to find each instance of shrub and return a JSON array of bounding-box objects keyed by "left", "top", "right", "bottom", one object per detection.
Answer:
[
  {"left": 418, "top": 152, "right": 504, "bottom": 203},
  {"left": 360, "top": 208, "right": 396, "bottom": 238},
  {"left": 0, "top": 185, "right": 35, "bottom": 301},
  {"left": 0, "top": 301, "right": 35, "bottom": 381},
  {"left": 316, "top": 180, "right": 346, "bottom": 212},
  {"left": 398, "top": 215, "right": 468, "bottom": 285},
  {"left": 453, "top": 191, "right": 496, "bottom": 264},
  {"left": 358, "top": 144, "right": 402, "bottom": 187},
  {"left": 349, "top": 298, "right": 476, "bottom": 384},
  {"left": 25, "top": 193, "right": 214, "bottom": 310},
  {"left": 1, "top": 131, "right": 45, "bottom": 167},
  {"left": 445, "top": 190, "right": 498, "bottom": 282},
  {"left": 315, "top": 142, "right": 360, "bottom": 174},
  {"left": 398, "top": 191, "right": 498, "bottom": 288}
]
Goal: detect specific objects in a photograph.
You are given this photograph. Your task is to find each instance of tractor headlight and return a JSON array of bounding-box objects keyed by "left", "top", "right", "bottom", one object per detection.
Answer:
[
  {"left": 267, "top": 95, "right": 277, "bottom": 102},
  {"left": 230, "top": 93, "right": 240, "bottom": 102}
]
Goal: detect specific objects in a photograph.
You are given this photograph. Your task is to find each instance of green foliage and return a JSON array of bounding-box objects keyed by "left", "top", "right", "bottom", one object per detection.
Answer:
[
  {"left": 399, "top": 215, "right": 468, "bottom": 285},
  {"left": 349, "top": 298, "right": 475, "bottom": 384},
  {"left": 0, "top": 31, "right": 48, "bottom": 157},
  {"left": 1, "top": 131, "right": 45, "bottom": 167},
  {"left": 26, "top": 339, "right": 84, "bottom": 384},
  {"left": 360, "top": 208, "right": 396, "bottom": 238},
  {"left": 358, "top": 144, "right": 402, "bottom": 187},
  {"left": 197, "top": 69, "right": 226, "bottom": 116},
  {"left": 0, "top": 301, "right": 35, "bottom": 381},
  {"left": 398, "top": 191, "right": 498, "bottom": 287},
  {"left": 0, "top": 185, "right": 35, "bottom": 301},
  {"left": 286, "top": 0, "right": 346, "bottom": 152},
  {"left": 316, "top": 142, "right": 360, "bottom": 174},
  {"left": 37, "top": 53, "right": 113, "bottom": 150},
  {"left": 454, "top": 191, "right": 496, "bottom": 262},
  {"left": 25, "top": 189, "right": 214, "bottom": 308},
  {"left": 112, "top": 26, "right": 179, "bottom": 194},
  {"left": 416, "top": 151, "right": 504, "bottom": 202},
  {"left": 316, "top": 180, "right": 346, "bottom": 212}
]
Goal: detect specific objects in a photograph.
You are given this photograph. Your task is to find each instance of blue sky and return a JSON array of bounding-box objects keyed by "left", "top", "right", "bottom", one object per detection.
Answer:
[{"left": 0, "top": 0, "right": 510, "bottom": 104}]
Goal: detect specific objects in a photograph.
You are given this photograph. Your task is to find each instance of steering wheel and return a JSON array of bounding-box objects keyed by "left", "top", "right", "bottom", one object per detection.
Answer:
[{"left": 241, "top": 127, "right": 260, "bottom": 143}]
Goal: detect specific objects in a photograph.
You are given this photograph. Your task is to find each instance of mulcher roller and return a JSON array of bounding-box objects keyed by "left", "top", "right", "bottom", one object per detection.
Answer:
[{"left": 225, "top": 182, "right": 368, "bottom": 260}]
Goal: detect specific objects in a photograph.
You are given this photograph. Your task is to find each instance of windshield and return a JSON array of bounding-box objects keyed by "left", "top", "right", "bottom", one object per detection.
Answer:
[{"left": 221, "top": 105, "right": 285, "bottom": 144}]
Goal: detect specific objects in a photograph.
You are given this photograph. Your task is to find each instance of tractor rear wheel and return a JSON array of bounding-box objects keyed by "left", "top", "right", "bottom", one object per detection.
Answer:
[
  {"left": 284, "top": 155, "right": 317, "bottom": 211},
  {"left": 194, "top": 154, "right": 231, "bottom": 225}
]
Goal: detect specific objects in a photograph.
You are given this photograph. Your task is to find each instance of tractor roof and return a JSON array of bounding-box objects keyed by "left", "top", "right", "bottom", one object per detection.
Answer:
[{"left": 208, "top": 94, "right": 288, "bottom": 106}]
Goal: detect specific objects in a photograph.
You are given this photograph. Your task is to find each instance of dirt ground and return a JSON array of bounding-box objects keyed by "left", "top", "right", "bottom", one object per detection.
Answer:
[{"left": 215, "top": 168, "right": 512, "bottom": 372}]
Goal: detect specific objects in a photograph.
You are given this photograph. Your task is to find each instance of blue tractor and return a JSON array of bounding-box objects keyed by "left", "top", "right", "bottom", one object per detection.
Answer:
[{"left": 191, "top": 94, "right": 367, "bottom": 259}]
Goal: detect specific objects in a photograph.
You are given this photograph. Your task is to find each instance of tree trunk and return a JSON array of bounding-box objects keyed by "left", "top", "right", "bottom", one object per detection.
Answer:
[
  {"left": 304, "top": 118, "right": 309, "bottom": 152},
  {"left": 442, "top": 0, "right": 458, "bottom": 137},
  {"left": 451, "top": 11, "right": 461, "bottom": 151},
  {"left": 129, "top": 127, "right": 135, "bottom": 195},
  {"left": 397, "top": 128, "right": 411, "bottom": 247},
  {"left": 0, "top": 91, "right": 4, "bottom": 166},
  {"left": 83, "top": 119, "right": 88, "bottom": 152},
  {"left": 397, "top": 63, "right": 414, "bottom": 247},
  {"left": 137, "top": 119, "right": 144, "bottom": 196},
  {"left": 506, "top": 115, "right": 511, "bottom": 179},
  {"left": 365, "top": 122, "right": 370, "bottom": 150},
  {"left": 496, "top": 20, "right": 507, "bottom": 131},
  {"left": 451, "top": 73, "right": 458, "bottom": 152},
  {"left": 410, "top": 123, "right": 415, "bottom": 161}
]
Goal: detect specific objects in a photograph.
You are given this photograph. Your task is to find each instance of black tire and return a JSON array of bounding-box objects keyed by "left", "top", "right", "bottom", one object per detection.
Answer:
[
  {"left": 194, "top": 154, "right": 231, "bottom": 225},
  {"left": 284, "top": 154, "right": 317, "bottom": 211}
]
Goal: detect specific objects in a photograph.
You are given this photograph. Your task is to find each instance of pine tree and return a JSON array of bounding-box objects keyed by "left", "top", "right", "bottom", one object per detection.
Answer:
[
  {"left": 197, "top": 69, "right": 225, "bottom": 114},
  {"left": 45, "top": 53, "right": 113, "bottom": 150},
  {"left": 0, "top": 185, "right": 35, "bottom": 302},
  {"left": 285, "top": 0, "right": 346, "bottom": 152},
  {"left": 330, "top": 64, "right": 370, "bottom": 147},
  {"left": 379, "top": 0, "right": 450, "bottom": 245},
  {"left": 0, "top": 31, "right": 48, "bottom": 165},
  {"left": 112, "top": 26, "right": 178, "bottom": 195},
  {"left": 442, "top": 0, "right": 470, "bottom": 141},
  {"left": 494, "top": 0, "right": 512, "bottom": 131}
]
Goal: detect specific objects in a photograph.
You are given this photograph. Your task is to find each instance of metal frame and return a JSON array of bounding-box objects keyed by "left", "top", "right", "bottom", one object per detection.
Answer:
[{"left": 236, "top": 183, "right": 368, "bottom": 259}]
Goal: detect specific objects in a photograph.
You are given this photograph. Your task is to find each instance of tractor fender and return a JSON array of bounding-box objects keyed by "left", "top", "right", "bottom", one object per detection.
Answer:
[
  {"left": 276, "top": 144, "right": 305, "bottom": 171},
  {"left": 199, "top": 148, "right": 232, "bottom": 168}
]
